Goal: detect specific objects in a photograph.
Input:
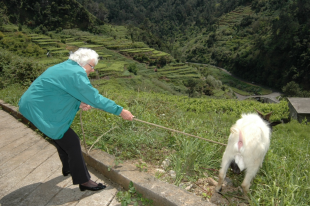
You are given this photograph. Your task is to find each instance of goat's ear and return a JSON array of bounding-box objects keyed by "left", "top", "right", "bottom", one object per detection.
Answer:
[
  {"left": 265, "top": 112, "right": 273, "bottom": 122},
  {"left": 255, "top": 109, "right": 264, "bottom": 118}
]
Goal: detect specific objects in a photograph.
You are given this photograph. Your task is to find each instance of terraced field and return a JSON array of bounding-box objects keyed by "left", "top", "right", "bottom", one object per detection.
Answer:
[{"left": 1, "top": 24, "right": 206, "bottom": 96}]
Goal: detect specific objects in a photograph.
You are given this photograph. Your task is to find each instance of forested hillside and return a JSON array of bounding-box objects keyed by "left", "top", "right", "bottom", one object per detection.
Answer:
[
  {"left": 79, "top": 0, "right": 310, "bottom": 95},
  {"left": 1, "top": 0, "right": 103, "bottom": 32},
  {"left": 1, "top": 1, "right": 310, "bottom": 205},
  {"left": 1, "top": 0, "right": 310, "bottom": 95}
]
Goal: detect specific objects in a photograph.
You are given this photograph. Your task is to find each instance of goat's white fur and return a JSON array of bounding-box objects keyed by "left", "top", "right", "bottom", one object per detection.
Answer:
[{"left": 215, "top": 113, "right": 271, "bottom": 195}]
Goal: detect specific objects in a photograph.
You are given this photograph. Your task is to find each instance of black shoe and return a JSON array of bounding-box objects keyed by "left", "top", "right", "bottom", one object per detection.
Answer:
[
  {"left": 79, "top": 183, "right": 106, "bottom": 191},
  {"left": 62, "top": 169, "right": 70, "bottom": 176}
]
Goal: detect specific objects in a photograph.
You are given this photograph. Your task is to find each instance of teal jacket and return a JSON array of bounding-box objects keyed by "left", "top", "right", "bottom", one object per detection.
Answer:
[{"left": 18, "top": 59, "right": 123, "bottom": 140}]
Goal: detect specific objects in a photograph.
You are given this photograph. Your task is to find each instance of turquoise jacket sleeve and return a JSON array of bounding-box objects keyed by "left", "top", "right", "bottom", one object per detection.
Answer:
[{"left": 18, "top": 60, "right": 123, "bottom": 140}]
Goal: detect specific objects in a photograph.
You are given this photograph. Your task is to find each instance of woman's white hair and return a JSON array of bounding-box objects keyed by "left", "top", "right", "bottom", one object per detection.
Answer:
[{"left": 69, "top": 48, "right": 99, "bottom": 66}]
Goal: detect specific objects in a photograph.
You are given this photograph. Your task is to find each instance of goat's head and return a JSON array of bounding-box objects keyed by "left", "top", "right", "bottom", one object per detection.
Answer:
[{"left": 255, "top": 109, "right": 282, "bottom": 128}]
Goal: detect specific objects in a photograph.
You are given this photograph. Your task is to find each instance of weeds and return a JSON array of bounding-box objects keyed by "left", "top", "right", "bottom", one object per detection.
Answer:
[
  {"left": 0, "top": 26, "right": 308, "bottom": 205},
  {"left": 136, "top": 161, "right": 148, "bottom": 172},
  {"left": 116, "top": 181, "right": 153, "bottom": 206}
]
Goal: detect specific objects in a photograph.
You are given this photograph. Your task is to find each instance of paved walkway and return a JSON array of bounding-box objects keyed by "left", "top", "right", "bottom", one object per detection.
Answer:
[
  {"left": 0, "top": 109, "right": 122, "bottom": 206},
  {"left": 234, "top": 92, "right": 281, "bottom": 103}
]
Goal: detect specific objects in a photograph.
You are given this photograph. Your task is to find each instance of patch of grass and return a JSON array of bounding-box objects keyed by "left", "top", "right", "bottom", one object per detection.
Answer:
[
  {"left": 1, "top": 26, "right": 308, "bottom": 205},
  {"left": 0, "top": 84, "right": 27, "bottom": 106},
  {"left": 252, "top": 120, "right": 310, "bottom": 205},
  {"left": 116, "top": 181, "right": 153, "bottom": 206},
  {"left": 230, "top": 87, "right": 251, "bottom": 95}
]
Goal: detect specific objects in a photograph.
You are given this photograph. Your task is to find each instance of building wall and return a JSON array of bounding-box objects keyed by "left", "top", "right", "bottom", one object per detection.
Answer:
[
  {"left": 297, "top": 114, "right": 310, "bottom": 123},
  {"left": 288, "top": 102, "right": 298, "bottom": 120},
  {"left": 288, "top": 101, "right": 310, "bottom": 123}
]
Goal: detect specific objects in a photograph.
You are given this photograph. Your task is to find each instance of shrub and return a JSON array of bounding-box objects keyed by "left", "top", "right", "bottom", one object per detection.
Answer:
[
  {"left": 206, "top": 75, "right": 222, "bottom": 89},
  {"left": 127, "top": 63, "right": 138, "bottom": 75},
  {"left": 0, "top": 49, "right": 44, "bottom": 87},
  {"left": 0, "top": 31, "right": 4, "bottom": 40},
  {"left": 282, "top": 81, "right": 301, "bottom": 97}
]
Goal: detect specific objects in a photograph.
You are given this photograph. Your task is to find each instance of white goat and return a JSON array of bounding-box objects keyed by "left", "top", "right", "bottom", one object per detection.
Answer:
[{"left": 215, "top": 113, "right": 271, "bottom": 196}]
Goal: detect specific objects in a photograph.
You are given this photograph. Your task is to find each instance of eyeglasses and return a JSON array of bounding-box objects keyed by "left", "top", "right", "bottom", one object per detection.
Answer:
[{"left": 87, "top": 63, "right": 95, "bottom": 70}]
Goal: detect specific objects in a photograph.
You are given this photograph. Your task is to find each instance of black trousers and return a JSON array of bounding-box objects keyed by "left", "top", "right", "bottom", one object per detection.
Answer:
[{"left": 53, "top": 128, "right": 91, "bottom": 185}]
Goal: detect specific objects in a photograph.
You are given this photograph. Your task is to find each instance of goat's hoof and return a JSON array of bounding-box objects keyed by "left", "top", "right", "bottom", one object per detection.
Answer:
[{"left": 215, "top": 186, "right": 222, "bottom": 193}]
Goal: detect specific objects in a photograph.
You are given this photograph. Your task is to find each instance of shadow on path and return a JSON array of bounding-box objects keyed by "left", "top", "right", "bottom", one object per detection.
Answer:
[{"left": 0, "top": 175, "right": 104, "bottom": 206}]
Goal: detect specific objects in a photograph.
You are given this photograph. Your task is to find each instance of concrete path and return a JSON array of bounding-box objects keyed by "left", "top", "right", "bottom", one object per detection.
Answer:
[
  {"left": 0, "top": 109, "right": 122, "bottom": 206},
  {"left": 234, "top": 92, "right": 281, "bottom": 103}
]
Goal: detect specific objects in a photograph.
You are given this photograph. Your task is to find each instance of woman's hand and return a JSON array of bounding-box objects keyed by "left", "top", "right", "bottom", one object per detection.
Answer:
[
  {"left": 120, "top": 109, "right": 134, "bottom": 121},
  {"left": 79, "top": 102, "right": 92, "bottom": 111}
]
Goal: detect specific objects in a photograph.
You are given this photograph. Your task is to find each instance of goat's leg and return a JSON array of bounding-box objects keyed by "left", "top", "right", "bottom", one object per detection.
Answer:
[
  {"left": 241, "top": 165, "right": 259, "bottom": 196},
  {"left": 215, "top": 155, "right": 232, "bottom": 192}
]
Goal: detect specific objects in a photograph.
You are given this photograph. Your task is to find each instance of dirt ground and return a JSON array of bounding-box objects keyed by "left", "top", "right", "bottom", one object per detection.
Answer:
[{"left": 126, "top": 159, "right": 250, "bottom": 206}]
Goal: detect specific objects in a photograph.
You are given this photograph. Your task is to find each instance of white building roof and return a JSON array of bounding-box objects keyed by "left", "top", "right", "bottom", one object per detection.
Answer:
[{"left": 287, "top": 98, "right": 310, "bottom": 114}]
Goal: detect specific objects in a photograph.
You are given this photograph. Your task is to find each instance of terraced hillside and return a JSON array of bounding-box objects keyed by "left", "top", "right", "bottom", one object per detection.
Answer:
[
  {"left": 1, "top": 24, "right": 237, "bottom": 98},
  {"left": 183, "top": 5, "right": 255, "bottom": 61}
]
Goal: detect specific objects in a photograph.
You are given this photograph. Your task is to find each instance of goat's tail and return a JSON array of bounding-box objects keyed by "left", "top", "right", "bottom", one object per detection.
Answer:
[{"left": 230, "top": 126, "right": 244, "bottom": 152}]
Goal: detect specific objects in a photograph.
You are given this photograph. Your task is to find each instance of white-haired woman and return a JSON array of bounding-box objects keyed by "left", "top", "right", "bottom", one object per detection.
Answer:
[{"left": 18, "top": 48, "right": 134, "bottom": 191}]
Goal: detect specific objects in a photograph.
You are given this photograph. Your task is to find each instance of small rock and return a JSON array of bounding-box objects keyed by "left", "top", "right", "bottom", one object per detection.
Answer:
[
  {"left": 185, "top": 184, "right": 193, "bottom": 191},
  {"left": 206, "top": 177, "right": 217, "bottom": 186},
  {"left": 179, "top": 183, "right": 186, "bottom": 188},
  {"left": 169, "top": 170, "right": 176, "bottom": 179},
  {"left": 161, "top": 158, "right": 171, "bottom": 169},
  {"left": 155, "top": 169, "right": 165, "bottom": 174}
]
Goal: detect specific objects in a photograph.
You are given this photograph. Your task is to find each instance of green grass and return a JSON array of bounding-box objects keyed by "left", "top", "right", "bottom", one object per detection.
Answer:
[
  {"left": 1, "top": 25, "right": 309, "bottom": 205},
  {"left": 1, "top": 67, "right": 308, "bottom": 205},
  {"left": 1, "top": 24, "right": 18, "bottom": 32},
  {"left": 70, "top": 85, "right": 307, "bottom": 205},
  {"left": 196, "top": 64, "right": 273, "bottom": 95},
  {"left": 0, "top": 84, "right": 27, "bottom": 106},
  {"left": 230, "top": 87, "right": 251, "bottom": 95},
  {"left": 252, "top": 121, "right": 310, "bottom": 205},
  {"left": 80, "top": 44, "right": 104, "bottom": 48}
]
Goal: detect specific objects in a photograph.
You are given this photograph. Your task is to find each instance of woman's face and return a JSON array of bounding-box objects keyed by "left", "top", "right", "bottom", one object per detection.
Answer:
[{"left": 84, "top": 59, "right": 95, "bottom": 76}]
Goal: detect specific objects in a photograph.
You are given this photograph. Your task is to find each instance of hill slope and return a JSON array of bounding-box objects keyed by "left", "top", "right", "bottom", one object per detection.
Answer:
[
  {"left": 84, "top": 0, "right": 310, "bottom": 94},
  {"left": 1, "top": 0, "right": 102, "bottom": 31}
]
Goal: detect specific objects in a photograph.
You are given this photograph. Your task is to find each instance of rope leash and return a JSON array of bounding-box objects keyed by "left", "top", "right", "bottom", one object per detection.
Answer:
[
  {"left": 80, "top": 111, "right": 88, "bottom": 155},
  {"left": 133, "top": 118, "right": 227, "bottom": 146},
  {"left": 80, "top": 109, "right": 227, "bottom": 155}
]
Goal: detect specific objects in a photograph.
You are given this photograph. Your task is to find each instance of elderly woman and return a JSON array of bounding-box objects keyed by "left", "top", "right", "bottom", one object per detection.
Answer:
[{"left": 18, "top": 48, "right": 134, "bottom": 191}]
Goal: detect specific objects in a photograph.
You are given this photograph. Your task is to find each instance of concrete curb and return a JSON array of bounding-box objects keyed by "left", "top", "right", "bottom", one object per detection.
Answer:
[{"left": 0, "top": 100, "right": 215, "bottom": 206}]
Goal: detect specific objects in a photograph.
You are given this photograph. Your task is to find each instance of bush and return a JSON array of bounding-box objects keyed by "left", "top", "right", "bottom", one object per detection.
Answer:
[
  {"left": 127, "top": 63, "right": 138, "bottom": 75},
  {"left": 282, "top": 81, "right": 302, "bottom": 97},
  {"left": 0, "top": 49, "right": 44, "bottom": 88},
  {"left": 206, "top": 75, "right": 222, "bottom": 89},
  {"left": 0, "top": 31, "right": 4, "bottom": 40}
]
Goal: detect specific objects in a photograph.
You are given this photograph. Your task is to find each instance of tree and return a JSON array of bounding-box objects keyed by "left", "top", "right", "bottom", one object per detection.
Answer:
[
  {"left": 183, "top": 78, "right": 198, "bottom": 97},
  {"left": 282, "top": 81, "right": 301, "bottom": 97},
  {"left": 157, "top": 56, "right": 167, "bottom": 67}
]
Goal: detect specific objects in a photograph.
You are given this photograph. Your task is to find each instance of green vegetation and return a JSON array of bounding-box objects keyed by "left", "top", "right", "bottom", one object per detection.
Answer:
[
  {"left": 83, "top": 0, "right": 310, "bottom": 96},
  {"left": 1, "top": 0, "right": 102, "bottom": 31},
  {"left": 116, "top": 181, "right": 153, "bottom": 206},
  {"left": 0, "top": 26, "right": 246, "bottom": 97},
  {"left": 195, "top": 64, "right": 273, "bottom": 95},
  {"left": 1, "top": 1, "right": 309, "bottom": 204}
]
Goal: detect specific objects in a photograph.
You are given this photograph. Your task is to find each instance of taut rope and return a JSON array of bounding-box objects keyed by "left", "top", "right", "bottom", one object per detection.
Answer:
[
  {"left": 133, "top": 118, "right": 227, "bottom": 146},
  {"left": 80, "top": 110, "right": 227, "bottom": 155}
]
